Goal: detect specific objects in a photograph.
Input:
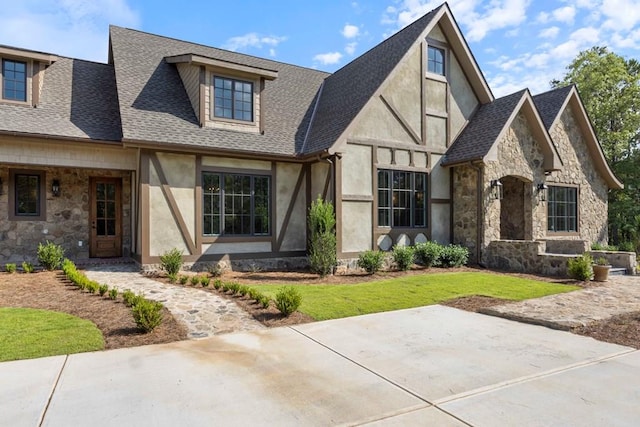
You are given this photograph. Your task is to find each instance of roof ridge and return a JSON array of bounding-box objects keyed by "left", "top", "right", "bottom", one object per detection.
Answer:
[{"left": 532, "top": 84, "right": 574, "bottom": 98}]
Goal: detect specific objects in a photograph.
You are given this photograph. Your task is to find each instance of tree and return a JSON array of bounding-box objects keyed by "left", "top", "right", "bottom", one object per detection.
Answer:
[
  {"left": 552, "top": 46, "right": 640, "bottom": 248},
  {"left": 307, "top": 196, "right": 337, "bottom": 276}
]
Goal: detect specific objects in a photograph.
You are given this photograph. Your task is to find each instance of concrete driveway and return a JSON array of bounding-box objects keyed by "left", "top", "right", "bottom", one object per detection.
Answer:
[{"left": 2, "top": 305, "right": 638, "bottom": 426}]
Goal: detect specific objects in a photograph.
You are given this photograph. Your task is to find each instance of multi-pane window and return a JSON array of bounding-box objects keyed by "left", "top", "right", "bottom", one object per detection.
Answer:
[
  {"left": 15, "top": 173, "right": 41, "bottom": 216},
  {"left": 547, "top": 186, "right": 578, "bottom": 232},
  {"left": 213, "top": 77, "right": 253, "bottom": 121},
  {"left": 203, "top": 172, "right": 269, "bottom": 236},
  {"left": 427, "top": 46, "right": 445, "bottom": 76},
  {"left": 2, "top": 59, "right": 27, "bottom": 102},
  {"left": 378, "top": 170, "right": 427, "bottom": 228}
]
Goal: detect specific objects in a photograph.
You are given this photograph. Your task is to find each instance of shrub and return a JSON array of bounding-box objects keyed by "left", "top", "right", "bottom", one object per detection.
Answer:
[
  {"left": 228, "top": 282, "right": 240, "bottom": 294},
  {"left": 61, "top": 258, "right": 75, "bottom": 274},
  {"left": 207, "top": 263, "right": 224, "bottom": 277},
  {"left": 86, "top": 281, "right": 99, "bottom": 294},
  {"left": 439, "top": 244, "right": 469, "bottom": 268},
  {"left": 132, "top": 299, "right": 164, "bottom": 332},
  {"left": 221, "top": 282, "right": 231, "bottom": 292},
  {"left": 4, "top": 263, "right": 16, "bottom": 274},
  {"left": 238, "top": 285, "right": 249, "bottom": 296},
  {"left": 618, "top": 241, "right": 636, "bottom": 252},
  {"left": 247, "top": 288, "right": 260, "bottom": 300},
  {"left": 200, "top": 276, "right": 210, "bottom": 287},
  {"left": 98, "top": 284, "right": 109, "bottom": 296},
  {"left": 190, "top": 275, "right": 200, "bottom": 286},
  {"left": 122, "top": 289, "right": 136, "bottom": 306},
  {"left": 357, "top": 250, "right": 385, "bottom": 274},
  {"left": 259, "top": 294, "right": 270, "bottom": 309},
  {"left": 178, "top": 275, "right": 189, "bottom": 285},
  {"left": 591, "top": 242, "right": 604, "bottom": 250},
  {"left": 167, "top": 273, "right": 178, "bottom": 284},
  {"left": 37, "top": 241, "right": 64, "bottom": 270},
  {"left": 275, "top": 286, "right": 302, "bottom": 316},
  {"left": 414, "top": 241, "right": 443, "bottom": 267},
  {"left": 307, "top": 197, "right": 337, "bottom": 277},
  {"left": 21, "top": 261, "right": 34, "bottom": 273},
  {"left": 213, "top": 279, "right": 222, "bottom": 290},
  {"left": 108, "top": 288, "right": 118, "bottom": 300},
  {"left": 568, "top": 254, "right": 593, "bottom": 281},
  {"left": 159, "top": 248, "right": 182, "bottom": 277},
  {"left": 392, "top": 245, "right": 415, "bottom": 271}
]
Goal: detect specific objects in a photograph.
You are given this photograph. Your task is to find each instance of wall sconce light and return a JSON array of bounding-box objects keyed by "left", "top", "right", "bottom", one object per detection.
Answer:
[
  {"left": 52, "top": 179, "right": 61, "bottom": 197},
  {"left": 490, "top": 179, "right": 503, "bottom": 200},
  {"left": 537, "top": 183, "right": 548, "bottom": 202}
]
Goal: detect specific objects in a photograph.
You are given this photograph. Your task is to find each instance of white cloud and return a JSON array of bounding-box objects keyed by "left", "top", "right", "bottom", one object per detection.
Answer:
[
  {"left": 345, "top": 42, "right": 358, "bottom": 55},
  {"left": 342, "top": 23, "right": 360, "bottom": 38},
  {"left": 269, "top": 48, "right": 276, "bottom": 57},
  {"left": 0, "top": 0, "right": 139, "bottom": 62},
  {"left": 536, "top": 11, "right": 550, "bottom": 23},
  {"left": 539, "top": 26, "right": 560, "bottom": 39},
  {"left": 552, "top": 6, "right": 576, "bottom": 24},
  {"left": 601, "top": 0, "right": 640, "bottom": 30},
  {"left": 223, "top": 33, "right": 287, "bottom": 52},
  {"left": 313, "top": 51, "right": 343, "bottom": 65}
]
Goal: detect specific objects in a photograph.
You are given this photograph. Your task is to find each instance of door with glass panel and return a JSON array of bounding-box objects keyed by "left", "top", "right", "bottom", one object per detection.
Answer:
[{"left": 89, "top": 178, "right": 122, "bottom": 257}]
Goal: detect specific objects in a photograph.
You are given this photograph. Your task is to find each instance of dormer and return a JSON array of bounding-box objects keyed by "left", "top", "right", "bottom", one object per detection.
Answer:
[
  {"left": 165, "top": 53, "right": 278, "bottom": 133},
  {"left": 0, "top": 46, "right": 57, "bottom": 107}
]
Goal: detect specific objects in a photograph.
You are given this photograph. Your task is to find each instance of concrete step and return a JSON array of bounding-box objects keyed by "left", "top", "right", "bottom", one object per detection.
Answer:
[{"left": 609, "top": 267, "right": 628, "bottom": 276}]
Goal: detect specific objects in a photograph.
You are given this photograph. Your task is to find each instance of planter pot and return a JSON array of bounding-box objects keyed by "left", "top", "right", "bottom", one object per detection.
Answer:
[{"left": 593, "top": 264, "right": 611, "bottom": 282}]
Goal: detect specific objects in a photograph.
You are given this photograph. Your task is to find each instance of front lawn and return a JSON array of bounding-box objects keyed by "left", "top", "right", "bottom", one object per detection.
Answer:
[
  {"left": 252, "top": 272, "right": 579, "bottom": 320},
  {"left": 0, "top": 307, "right": 104, "bottom": 362}
]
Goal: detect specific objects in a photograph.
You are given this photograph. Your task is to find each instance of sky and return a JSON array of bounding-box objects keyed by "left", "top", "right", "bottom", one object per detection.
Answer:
[{"left": 2, "top": 0, "right": 640, "bottom": 97}]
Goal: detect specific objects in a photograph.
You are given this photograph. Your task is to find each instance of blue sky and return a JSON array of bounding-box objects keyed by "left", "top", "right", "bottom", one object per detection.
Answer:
[{"left": 2, "top": 1, "right": 640, "bottom": 97}]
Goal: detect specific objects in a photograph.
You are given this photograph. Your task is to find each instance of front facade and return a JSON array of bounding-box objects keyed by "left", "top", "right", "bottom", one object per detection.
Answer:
[{"left": 0, "top": 4, "right": 622, "bottom": 272}]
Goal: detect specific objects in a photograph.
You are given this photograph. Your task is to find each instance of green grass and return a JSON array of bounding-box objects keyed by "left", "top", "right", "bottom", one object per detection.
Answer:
[
  {"left": 252, "top": 272, "right": 579, "bottom": 320},
  {"left": 0, "top": 308, "right": 104, "bottom": 362}
]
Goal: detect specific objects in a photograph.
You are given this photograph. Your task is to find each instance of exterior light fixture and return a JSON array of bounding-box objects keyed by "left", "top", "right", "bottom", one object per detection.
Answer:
[
  {"left": 52, "top": 179, "right": 61, "bottom": 197},
  {"left": 490, "top": 179, "right": 503, "bottom": 200},
  {"left": 537, "top": 183, "right": 548, "bottom": 202}
]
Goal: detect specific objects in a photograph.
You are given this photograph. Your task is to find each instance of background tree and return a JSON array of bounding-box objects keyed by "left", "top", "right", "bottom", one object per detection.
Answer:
[{"left": 552, "top": 46, "right": 640, "bottom": 248}]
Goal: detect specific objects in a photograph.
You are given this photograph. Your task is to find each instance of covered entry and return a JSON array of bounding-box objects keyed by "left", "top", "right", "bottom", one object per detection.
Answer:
[{"left": 499, "top": 175, "right": 532, "bottom": 241}]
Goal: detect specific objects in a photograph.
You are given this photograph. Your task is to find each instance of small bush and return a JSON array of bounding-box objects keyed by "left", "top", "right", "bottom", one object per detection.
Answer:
[
  {"left": 259, "top": 294, "right": 270, "bottom": 309},
  {"left": 61, "top": 258, "right": 75, "bottom": 274},
  {"left": 618, "top": 241, "right": 636, "bottom": 252},
  {"left": 159, "top": 248, "right": 182, "bottom": 277},
  {"left": 213, "top": 279, "right": 222, "bottom": 290},
  {"left": 108, "top": 288, "right": 118, "bottom": 300},
  {"left": 207, "top": 263, "right": 224, "bottom": 277},
  {"left": 21, "top": 262, "right": 34, "bottom": 273},
  {"left": 190, "top": 275, "right": 200, "bottom": 286},
  {"left": 228, "top": 282, "right": 240, "bottom": 294},
  {"left": 275, "top": 286, "right": 302, "bottom": 316},
  {"left": 568, "top": 254, "right": 593, "bottom": 281},
  {"left": 98, "top": 284, "right": 109, "bottom": 296},
  {"left": 392, "top": 245, "right": 415, "bottom": 271},
  {"left": 439, "top": 244, "right": 469, "bottom": 268},
  {"left": 591, "top": 242, "right": 604, "bottom": 250},
  {"left": 221, "top": 282, "right": 231, "bottom": 292},
  {"left": 357, "top": 250, "right": 386, "bottom": 274},
  {"left": 4, "top": 263, "right": 16, "bottom": 273},
  {"left": 200, "top": 276, "right": 210, "bottom": 287},
  {"left": 167, "top": 273, "right": 178, "bottom": 284},
  {"left": 37, "top": 241, "right": 65, "bottom": 270},
  {"left": 414, "top": 241, "right": 443, "bottom": 267},
  {"left": 132, "top": 299, "right": 164, "bottom": 333},
  {"left": 86, "top": 282, "right": 99, "bottom": 294},
  {"left": 307, "top": 197, "right": 337, "bottom": 277},
  {"left": 122, "top": 289, "right": 136, "bottom": 306},
  {"left": 178, "top": 275, "right": 189, "bottom": 285},
  {"left": 247, "top": 288, "right": 260, "bottom": 300},
  {"left": 238, "top": 285, "right": 250, "bottom": 296}
]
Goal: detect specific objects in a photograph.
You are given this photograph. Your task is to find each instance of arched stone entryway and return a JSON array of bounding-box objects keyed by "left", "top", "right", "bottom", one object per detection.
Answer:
[{"left": 499, "top": 175, "right": 532, "bottom": 240}]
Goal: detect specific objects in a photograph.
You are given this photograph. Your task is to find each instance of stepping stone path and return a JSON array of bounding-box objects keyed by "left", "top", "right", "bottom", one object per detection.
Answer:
[{"left": 83, "top": 264, "right": 264, "bottom": 339}]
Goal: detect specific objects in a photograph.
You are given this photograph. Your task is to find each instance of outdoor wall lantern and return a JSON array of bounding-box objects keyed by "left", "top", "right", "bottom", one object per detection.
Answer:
[
  {"left": 52, "top": 179, "right": 61, "bottom": 197},
  {"left": 490, "top": 179, "right": 503, "bottom": 200},
  {"left": 537, "top": 183, "right": 548, "bottom": 202}
]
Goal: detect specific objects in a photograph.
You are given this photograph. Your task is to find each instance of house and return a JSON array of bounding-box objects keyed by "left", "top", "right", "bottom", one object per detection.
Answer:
[{"left": 0, "top": 3, "right": 624, "bottom": 274}]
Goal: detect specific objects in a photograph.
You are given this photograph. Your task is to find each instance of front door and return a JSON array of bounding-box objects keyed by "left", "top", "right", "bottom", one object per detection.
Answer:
[{"left": 90, "top": 177, "right": 122, "bottom": 258}]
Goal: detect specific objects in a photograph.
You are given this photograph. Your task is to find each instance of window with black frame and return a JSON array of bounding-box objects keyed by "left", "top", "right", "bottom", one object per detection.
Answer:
[
  {"left": 378, "top": 169, "right": 427, "bottom": 228},
  {"left": 203, "top": 172, "right": 269, "bottom": 236},
  {"left": 15, "top": 173, "right": 41, "bottom": 216},
  {"left": 547, "top": 186, "right": 578, "bottom": 232},
  {"left": 212, "top": 77, "right": 253, "bottom": 121},
  {"left": 2, "top": 59, "right": 27, "bottom": 102}
]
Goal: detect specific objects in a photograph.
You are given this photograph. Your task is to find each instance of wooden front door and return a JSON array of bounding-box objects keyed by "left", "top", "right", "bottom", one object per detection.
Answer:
[{"left": 90, "top": 178, "right": 122, "bottom": 258}]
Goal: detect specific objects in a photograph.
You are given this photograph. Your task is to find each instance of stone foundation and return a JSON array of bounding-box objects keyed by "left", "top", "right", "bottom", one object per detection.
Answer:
[{"left": 140, "top": 256, "right": 310, "bottom": 274}]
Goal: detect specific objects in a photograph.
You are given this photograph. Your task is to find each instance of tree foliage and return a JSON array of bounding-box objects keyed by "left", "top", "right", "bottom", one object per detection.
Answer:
[
  {"left": 552, "top": 46, "right": 640, "bottom": 248},
  {"left": 307, "top": 196, "right": 337, "bottom": 276}
]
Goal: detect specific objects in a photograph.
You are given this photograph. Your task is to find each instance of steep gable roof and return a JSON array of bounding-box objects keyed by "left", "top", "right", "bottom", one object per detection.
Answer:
[
  {"left": 443, "top": 89, "right": 562, "bottom": 171},
  {"left": 0, "top": 57, "right": 122, "bottom": 142},
  {"left": 533, "top": 85, "right": 623, "bottom": 189},
  {"left": 109, "top": 26, "right": 328, "bottom": 157}
]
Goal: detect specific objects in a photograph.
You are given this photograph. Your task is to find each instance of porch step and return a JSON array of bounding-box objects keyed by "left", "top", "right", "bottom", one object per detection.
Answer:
[{"left": 610, "top": 267, "right": 628, "bottom": 276}]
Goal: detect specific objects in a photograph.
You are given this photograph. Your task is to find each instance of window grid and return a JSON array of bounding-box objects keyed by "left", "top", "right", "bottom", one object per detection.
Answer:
[
  {"left": 547, "top": 186, "right": 578, "bottom": 232},
  {"left": 427, "top": 46, "right": 445, "bottom": 76},
  {"left": 2, "top": 59, "right": 27, "bottom": 102},
  {"left": 213, "top": 77, "right": 253, "bottom": 122},
  {"left": 202, "top": 172, "right": 270, "bottom": 236},
  {"left": 378, "top": 170, "right": 427, "bottom": 228}
]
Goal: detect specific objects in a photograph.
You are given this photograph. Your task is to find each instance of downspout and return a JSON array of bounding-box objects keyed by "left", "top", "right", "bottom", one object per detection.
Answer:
[{"left": 469, "top": 161, "right": 485, "bottom": 267}]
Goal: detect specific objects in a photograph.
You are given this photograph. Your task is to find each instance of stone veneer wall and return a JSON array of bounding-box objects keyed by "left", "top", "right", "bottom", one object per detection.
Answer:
[
  {"left": 452, "top": 164, "right": 479, "bottom": 263},
  {"left": 0, "top": 166, "right": 131, "bottom": 264},
  {"left": 546, "top": 103, "right": 609, "bottom": 244}
]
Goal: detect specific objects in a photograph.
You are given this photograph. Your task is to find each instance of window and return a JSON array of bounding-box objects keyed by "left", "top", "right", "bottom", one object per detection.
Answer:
[
  {"left": 547, "top": 186, "right": 578, "bottom": 232},
  {"left": 203, "top": 172, "right": 270, "bottom": 236},
  {"left": 9, "top": 170, "right": 45, "bottom": 221},
  {"left": 427, "top": 46, "right": 445, "bottom": 76},
  {"left": 2, "top": 59, "right": 27, "bottom": 102},
  {"left": 378, "top": 170, "right": 427, "bottom": 228},
  {"left": 213, "top": 77, "right": 253, "bottom": 122}
]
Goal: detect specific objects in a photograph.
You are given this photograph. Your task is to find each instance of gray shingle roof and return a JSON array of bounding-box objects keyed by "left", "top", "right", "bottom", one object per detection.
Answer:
[
  {"left": 442, "top": 89, "right": 527, "bottom": 166},
  {"left": 532, "top": 85, "right": 573, "bottom": 130},
  {"left": 0, "top": 58, "right": 122, "bottom": 141},
  {"left": 109, "top": 26, "right": 328, "bottom": 157},
  {"left": 303, "top": 5, "right": 443, "bottom": 155}
]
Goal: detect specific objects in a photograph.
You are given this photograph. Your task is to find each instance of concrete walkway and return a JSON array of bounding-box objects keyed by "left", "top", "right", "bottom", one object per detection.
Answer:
[
  {"left": 484, "top": 274, "right": 640, "bottom": 329},
  {"left": 83, "top": 264, "right": 264, "bottom": 339},
  {"left": 2, "top": 306, "right": 638, "bottom": 426}
]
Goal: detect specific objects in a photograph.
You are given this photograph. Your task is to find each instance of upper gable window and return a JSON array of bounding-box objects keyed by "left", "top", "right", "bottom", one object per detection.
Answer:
[
  {"left": 213, "top": 76, "right": 253, "bottom": 122},
  {"left": 2, "top": 59, "right": 27, "bottom": 102},
  {"left": 427, "top": 46, "right": 445, "bottom": 76}
]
